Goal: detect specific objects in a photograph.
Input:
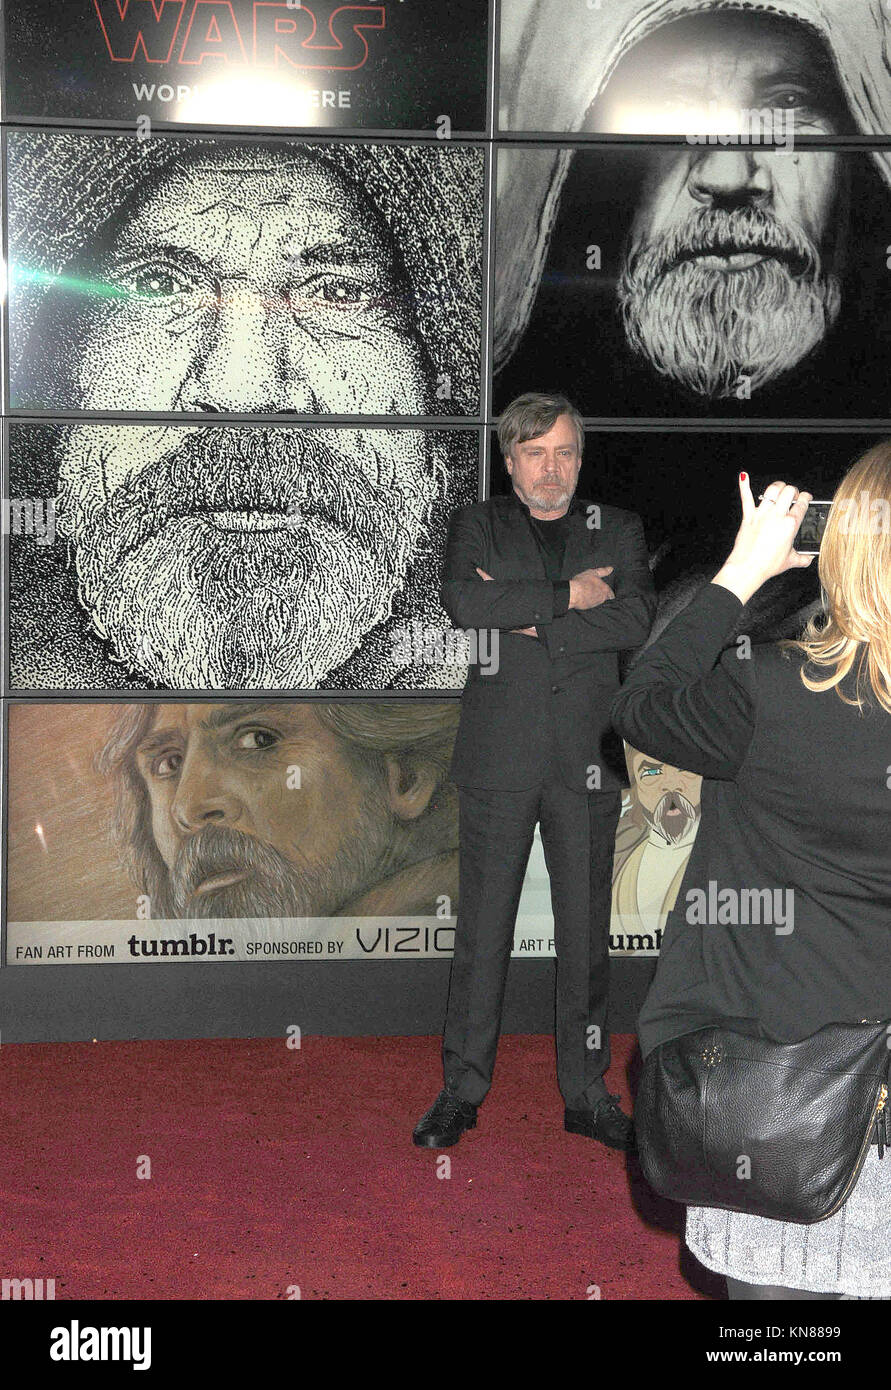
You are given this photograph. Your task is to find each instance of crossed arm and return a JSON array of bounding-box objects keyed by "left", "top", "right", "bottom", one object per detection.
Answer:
[{"left": 439, "top": 506, "right": 657, "bottom": 655}]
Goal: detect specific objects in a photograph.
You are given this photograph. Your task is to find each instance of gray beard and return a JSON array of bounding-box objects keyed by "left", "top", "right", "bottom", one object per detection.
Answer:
[
  {"left": 643, "top": 791, "right": 700, "bottom": 847},
  {"left": 152, "top": 819, "right": 390, "bottom": 922},
  {"left": 56, "top": 430, "right": 441, "bottom": 688},
  {"left": 618, "top": 211, "right": 841, "bottom": 398},
  {"left": 525, "top": 490, "right": 572, "bottom": 512}
]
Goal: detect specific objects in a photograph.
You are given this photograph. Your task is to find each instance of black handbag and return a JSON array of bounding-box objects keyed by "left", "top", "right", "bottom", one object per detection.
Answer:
[{"left": 635, "top": 1020, "right": 891, "bottom": 1224}]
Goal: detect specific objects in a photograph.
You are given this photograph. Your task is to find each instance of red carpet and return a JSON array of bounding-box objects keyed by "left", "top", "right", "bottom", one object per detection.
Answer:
[{"left": 0, "top": 1033, "right": 721, "bottom": 1300}]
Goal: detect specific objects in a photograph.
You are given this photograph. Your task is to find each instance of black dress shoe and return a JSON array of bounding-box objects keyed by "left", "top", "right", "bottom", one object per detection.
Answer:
[
  {"left": 412, "top": 1089, "right": 478, "bottom": 1148},
  {"left": 564, "top": 1093, "right": 636, "bottom": 1151}
]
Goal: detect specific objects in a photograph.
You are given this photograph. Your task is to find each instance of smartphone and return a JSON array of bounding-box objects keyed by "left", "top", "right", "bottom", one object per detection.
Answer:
[
  {"left": 755, "top": 489, "right": 832, "bottom": 553},
  {"left": 796, "top": 500, "right": 832, "bottom": 554}
]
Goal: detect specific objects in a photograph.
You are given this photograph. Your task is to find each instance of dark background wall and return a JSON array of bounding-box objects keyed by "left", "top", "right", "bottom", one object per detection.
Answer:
[{"left": 0, "top": 958, "right": 655, "bottom": 1044}]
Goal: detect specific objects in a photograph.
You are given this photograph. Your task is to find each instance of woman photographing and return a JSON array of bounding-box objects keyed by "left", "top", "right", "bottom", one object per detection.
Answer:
[{"left": 611, "top": 450, "right": 891, "bottom": 1301}]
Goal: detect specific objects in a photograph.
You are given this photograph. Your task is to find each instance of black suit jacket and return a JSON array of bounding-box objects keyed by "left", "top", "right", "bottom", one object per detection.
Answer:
[
  {"left": 442, "top": 492, "right": 657, "bottom": 791},
  {"left": 610, "top": 581, "right": 891, "bottom": 1059}
]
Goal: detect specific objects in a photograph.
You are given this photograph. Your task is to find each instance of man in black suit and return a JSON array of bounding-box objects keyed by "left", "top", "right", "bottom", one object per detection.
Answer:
[{"left": 413, "top": 392, "right": 657, "bottom": 1148}]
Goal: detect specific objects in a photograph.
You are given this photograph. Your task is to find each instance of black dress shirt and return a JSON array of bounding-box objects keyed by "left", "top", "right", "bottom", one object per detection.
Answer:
[{"left": 523, "top": 503, "right": 571, "bottom": 615}]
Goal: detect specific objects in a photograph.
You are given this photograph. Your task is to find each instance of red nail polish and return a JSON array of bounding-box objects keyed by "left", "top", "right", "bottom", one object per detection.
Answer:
[{"left": 740, "top": 472, "right": 748, "bottom": 482}]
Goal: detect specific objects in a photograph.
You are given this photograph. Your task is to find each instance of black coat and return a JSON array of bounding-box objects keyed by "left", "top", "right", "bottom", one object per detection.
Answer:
[
  {"left": 441, "top": 491, "right": 657, "bottom": 791},
  {"left": 610, "top": 582, "right": 891, "bottom": 1059}
]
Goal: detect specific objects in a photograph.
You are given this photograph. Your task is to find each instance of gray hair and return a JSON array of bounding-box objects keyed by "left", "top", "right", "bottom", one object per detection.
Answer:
[
  {"left": 497, "top": 392, "right": 584, "bottom": 460},
  {"left": 95, "top": 701, "right": 460, "bottom": 905}
]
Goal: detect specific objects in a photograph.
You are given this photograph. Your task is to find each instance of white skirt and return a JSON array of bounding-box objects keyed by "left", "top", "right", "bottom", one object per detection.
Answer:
[{"left": 685, "top": 1145, "right": 891, "bottom": 1298}]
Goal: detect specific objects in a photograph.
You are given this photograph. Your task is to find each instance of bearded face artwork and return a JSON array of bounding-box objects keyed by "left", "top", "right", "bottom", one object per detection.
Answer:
[
  {"left": 643, "top": 787, "right": 700, "bottom": 847},
  {"left": 630, "top": 752, "right": 702, "bottom": 846},
  {"left": 148, "top": 796, "right": 396, "bottom": 924},
  {"left": 49, "top": 145, "right": 438, "bottom": 687},
  {"left": 494, "top": 4, "right": 878, "bottom": 406},
  {"left": 8, "top": 134, "right": 483, "bottom": 690},
  {"left": 102, "top": 700, "right": 457, "bottom": 924},
  {"left": 114, "top": 700, "right": 397, "bottom": 921},
  {"left": 617, "top": 193, "right": 844, "bottom": 399},
  {"left": 37, "top": 144, "right": 437, "bottom": 414},
  {"left": 55, "top": 423, "right": 445, "bottom": 689},
  {"left": 156, "top": 821, "right": 391, "bottom": 923},
  {"left": 604, "top": 12, "right": 849, "bottom": 399}
]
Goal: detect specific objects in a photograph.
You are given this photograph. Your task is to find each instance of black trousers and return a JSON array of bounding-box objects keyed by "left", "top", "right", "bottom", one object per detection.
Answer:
[{"left": 442, "top": 763, "right": 622, "bottom": 1108}]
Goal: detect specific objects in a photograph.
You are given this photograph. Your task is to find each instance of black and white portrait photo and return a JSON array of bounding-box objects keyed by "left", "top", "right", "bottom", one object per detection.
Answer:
[
  {"left": 8, "top": 130, "right": 483, "bottom": 416},
  {"left": 498, "top": 0, "right": 891, "bottom": 136},
  {"left": 496, "top": 1, "right": 891, "bottom": 417},
  {"left": 8, "top": 422, "right": 478, "bottom": 691}
]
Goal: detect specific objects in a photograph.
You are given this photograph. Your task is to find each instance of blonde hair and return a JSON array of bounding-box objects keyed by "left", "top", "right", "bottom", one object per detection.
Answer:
[{"left": 782, "top": 442, "right": 891, "bottom": 713}]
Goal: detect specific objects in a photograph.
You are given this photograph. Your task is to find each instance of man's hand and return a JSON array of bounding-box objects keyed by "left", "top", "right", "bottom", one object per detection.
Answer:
[
  {"left": 476, "top": 566, "right": 538, "bottom": 637},
  {"left": 568, "top": 567, "right": 615, "bottom": 611}
]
